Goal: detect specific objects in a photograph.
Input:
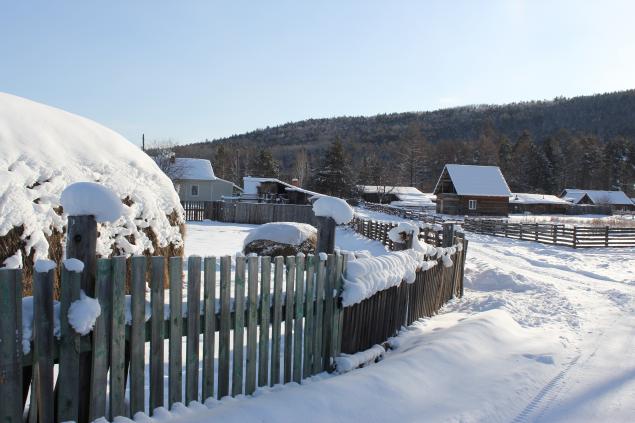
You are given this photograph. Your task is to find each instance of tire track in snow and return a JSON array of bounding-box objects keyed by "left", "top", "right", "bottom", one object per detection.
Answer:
[{"left": 510, "top": 354, "right": 581, "bottom": 423}]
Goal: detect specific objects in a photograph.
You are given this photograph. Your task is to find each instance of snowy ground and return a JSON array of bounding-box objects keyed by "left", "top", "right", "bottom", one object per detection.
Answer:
[{"left": 117, "top": 220, "right": 635, "bottom": 422}]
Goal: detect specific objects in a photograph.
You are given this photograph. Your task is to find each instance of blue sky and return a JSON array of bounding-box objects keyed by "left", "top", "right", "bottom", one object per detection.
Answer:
[{"left": 1, "top": 1, "right": 634, "bottom": 145}]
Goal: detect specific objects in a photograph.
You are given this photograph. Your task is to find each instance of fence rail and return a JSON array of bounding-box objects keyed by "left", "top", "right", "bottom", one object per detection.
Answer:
[
  {"left": 181, "top": 201, "right": 317, "bottom": 225},
  {"left": 350, "top": 216, "right": 458, "bottom": 249},
  {"left": 360, "top": 202, "right": 452, "bottom": 226},
  {"left": 463, "top": 218, "right": 635, "bottom": 248}
]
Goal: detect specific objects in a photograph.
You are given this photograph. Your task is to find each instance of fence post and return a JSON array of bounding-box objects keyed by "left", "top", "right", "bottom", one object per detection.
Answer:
[
  {"left": 316, "top": 216, "right": 336, "bottom": 254},
  {"left": 0, "top": 269, "right": 23, "bottom": 423},
  {"left": 573, "top": 226, "right": 577, "bottom": 249},
  {"left": 66, "top": 215, "right": 97, "bottom": 423},
  {"left": 605, "top": 226, "right": 609, "bottom": 247},
  {"left": 34, "top": 264, "right": 55, "bottom": 423},
  {"left": 442, "top": 223, "right": 455, "bottom": 248}
]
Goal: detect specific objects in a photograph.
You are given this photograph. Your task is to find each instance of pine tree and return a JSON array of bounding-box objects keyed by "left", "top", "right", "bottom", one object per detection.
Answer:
[
  {"left": 250, "top": 148, "right": 280, "bottom": 178},
  {"left": 311, "top": 138, "right": 355, "bottom": 198},
  {"left": 213, "top": 144, "right": 230, "bottom": 179}
]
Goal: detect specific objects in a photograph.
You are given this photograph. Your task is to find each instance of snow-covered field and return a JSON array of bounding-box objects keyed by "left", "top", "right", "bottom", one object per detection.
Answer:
[{"left": 147, "top": 220, "right": 635, "bottom": 423}]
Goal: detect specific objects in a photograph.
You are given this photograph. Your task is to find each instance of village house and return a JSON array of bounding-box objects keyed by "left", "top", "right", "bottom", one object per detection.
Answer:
[
  {"left": 433, "top": 164, "right": 511, "bottom": 216},
  {"left": 357, "top": 185, "right": 436, "bottom": 210},
  {"left": 560, "top": 189, "right": 635, "bottom": 212},
  {"left": 172, "top": 158, "right": 240, "bottom": 202},
  {"left": 509, "top": 193, "right": 571, "bottom": 214}
]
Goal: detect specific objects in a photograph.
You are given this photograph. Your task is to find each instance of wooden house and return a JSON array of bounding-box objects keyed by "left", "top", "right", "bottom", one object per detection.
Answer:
[
  {"left": 172, "top": 158, "right": 241, "bottom": 201},
  {"left": 560, "top": 189, "right": 635, "bottom": 212},
  {"left": 433, "top": 164, "right": 511, "bottom": 216},
  {"left": 509, "top": 193, "right": 571, "bottom": 214}
]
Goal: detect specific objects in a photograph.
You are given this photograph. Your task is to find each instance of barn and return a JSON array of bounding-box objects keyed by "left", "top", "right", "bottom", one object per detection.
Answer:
[
  {"left": 433, "top": 164, "right": 511, "bottom": 216},
  {"left": 509, "top": 193, "right": 571, "bottom": 214}
]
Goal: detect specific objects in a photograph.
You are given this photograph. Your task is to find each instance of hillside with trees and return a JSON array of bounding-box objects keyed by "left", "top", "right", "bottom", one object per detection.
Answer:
[{"left": 172, "top": 89, "right": 635, "bottom": 197}]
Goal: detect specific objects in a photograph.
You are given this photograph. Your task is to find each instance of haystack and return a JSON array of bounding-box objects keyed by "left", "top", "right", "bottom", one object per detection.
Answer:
[{"left": 0, "top": 92, "right": 185, "bottom": 295}]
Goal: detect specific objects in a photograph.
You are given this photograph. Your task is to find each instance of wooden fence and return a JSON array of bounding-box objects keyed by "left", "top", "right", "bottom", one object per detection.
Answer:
[
  {"left": 350, "top": 216, "right": 453, "bottom": 249},
  {"left": 0, "top": 253, "right": 342, "bottom": 422},
  {"left": 360, "top": 202, "right": 452, "bottom": 226},
  {"left": 181, "top": 201, "right": 318, "bottom": 225},
  {"left": 463, "top": 218, "right": 635, "bottom": 248}
]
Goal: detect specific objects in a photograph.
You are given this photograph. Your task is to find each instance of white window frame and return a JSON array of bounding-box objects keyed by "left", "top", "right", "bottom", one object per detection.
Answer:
[
  {"left": 190, "top": 184, "right": 200, "bottom": 197},
  {"left": 468, "top": 199, "right": 477, "bottom": 210}
]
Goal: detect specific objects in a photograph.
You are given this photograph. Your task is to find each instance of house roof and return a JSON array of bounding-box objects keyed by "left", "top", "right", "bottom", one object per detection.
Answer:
[
  {"left": 561, "top": 189, "right": 632, "bottom": 205},
  {"left": 358, "top": 185, "right": 435, "bottom": 205},
  {"left": 510, "top": 193, "right": 569, "bottom": 205},
  {"left": 434, "top": 164, "right": 511, "bottom": 197},
  {"left": 174, "top": 158, "right": 216, "bottom": 181}
]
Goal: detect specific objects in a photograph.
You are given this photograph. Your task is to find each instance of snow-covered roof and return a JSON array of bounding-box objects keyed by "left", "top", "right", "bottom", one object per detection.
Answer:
[
  {"left": 561, "top": 189, "right": 633, "bottom": 205},
  {"left": 434, "top": 164, "right": 511, "bottom": 197},
  {"left": 243, "top": 176, "right": 322, "bottom": 198},
  {"left": 174, "top": 158, "right": 216, "bottom": 181},
  {"left": 510, "top": 193, "right": 570, "bottom": 205},
  {"left": 358, "top": 185, "right": 435, "bottom": 205},
  {"left": 0, "top": 92, "right": 184, "bottom": 264}
]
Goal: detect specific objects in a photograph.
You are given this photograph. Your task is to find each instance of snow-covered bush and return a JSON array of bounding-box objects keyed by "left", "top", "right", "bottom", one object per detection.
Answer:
[
  {"left": 0, "top": 92, "right": 185, "bottom": 294},
  {"left": 243, "top": 222, "right": 317, "bottom": 256}
]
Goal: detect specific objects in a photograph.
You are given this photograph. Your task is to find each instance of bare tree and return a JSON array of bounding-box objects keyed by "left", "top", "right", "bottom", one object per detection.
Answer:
[{"left": 147, "top": 140, "right": 185, "bottom": 182}]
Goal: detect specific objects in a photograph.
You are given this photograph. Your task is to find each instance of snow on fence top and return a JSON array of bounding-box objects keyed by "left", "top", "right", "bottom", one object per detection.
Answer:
[
  {"left": 60, "top": 182, "right": 124, "bottom": 222},
  {"left": 243, "top": 222, "right": 317, "bottom": 247},
  {"left": 313, "top": 196, "right": 354, "bottom": 224},
  {"left": 0, "top": 92, "right": 184, "bottom": 267}
]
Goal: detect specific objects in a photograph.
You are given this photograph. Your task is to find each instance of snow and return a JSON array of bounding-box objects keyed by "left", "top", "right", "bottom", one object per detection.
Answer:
[
  {"left": 561, "top": 189, "right": 633, "bottom": 206},
  {"left": 21, "top": 296, "right": 61, "bottom": 354},
  {"left": 435, "top": 164, "right": 512, "bottom": 197},
  {"left": 387, "top": 221, "right": 419, "bottom": 243},
  {"left": 63, "top": 258, "right": 84, "bottom": 273},
  {"left": 174, "top": 158, "right": 216, "bottom": 180},
  {"left": 312, "top": 196, "right": 354, "bottom": 224},
  {"left": 67, "top": 290, "right": 101, "bottom": 335},
  {"left": 3, "top": 250, "right": 22, "bottom": 268},
  {"left": 0, "top": 92, "right": 183, "bottom": 262},
  {"left": 34, "top": 258, "right": 56, "bottom": 273},
  {"left": 510, "top": 192, "right": 570, "bottom": 204},
  {"left": 60, "top": 182, "right": 124, "bottom": 222},
  {"left": 334, "top": 344, "right": 385, "bottom": 373},
  {"left": 341, "top": 249, "right": 439, "bottom": 306},
  {"left": 243, "top": 222, "right": 317, "bottom": 247}
]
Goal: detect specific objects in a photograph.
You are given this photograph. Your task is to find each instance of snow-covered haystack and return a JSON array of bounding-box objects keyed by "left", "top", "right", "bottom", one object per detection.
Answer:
[
  {"left": 0, "top": 92, "right": 185, "bottom": 294},
  {"left": 243, "top": 222, "right": 317, "bottom": 257}
]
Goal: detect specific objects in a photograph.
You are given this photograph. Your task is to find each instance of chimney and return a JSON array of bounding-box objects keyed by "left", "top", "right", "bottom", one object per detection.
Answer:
[{"left": 291, "top": 178, "right": 300, "bottom": 187}]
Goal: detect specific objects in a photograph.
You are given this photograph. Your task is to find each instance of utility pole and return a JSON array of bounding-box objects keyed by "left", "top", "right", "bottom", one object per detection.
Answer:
[{"left": 142, "top": 133, "right": 145, "bottom": 151}]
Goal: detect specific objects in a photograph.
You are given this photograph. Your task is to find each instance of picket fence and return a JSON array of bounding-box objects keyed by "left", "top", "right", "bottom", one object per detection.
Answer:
[
  {"left": 181, "top": 201, "right": 317, "bottom": 225},
  {"left": 0, "top": 230, "right": 468, "bottom": 423}
]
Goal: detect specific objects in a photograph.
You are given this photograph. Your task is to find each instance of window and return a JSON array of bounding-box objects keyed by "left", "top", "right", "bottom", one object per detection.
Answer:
[
  {"left": 468, "top": 199, "right": 477, "bottom": 210},
  {"left": 191, "top": 184, "right": 199, "bottom": 197}
]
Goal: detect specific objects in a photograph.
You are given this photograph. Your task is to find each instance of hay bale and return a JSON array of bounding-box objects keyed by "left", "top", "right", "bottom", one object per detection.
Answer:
[{"left": 242, "top": 222, "right": 317, "bottom": 257}]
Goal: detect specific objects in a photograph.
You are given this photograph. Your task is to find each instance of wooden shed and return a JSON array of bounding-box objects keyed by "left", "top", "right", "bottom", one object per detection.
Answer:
[
  {"left": 242, "top": 176, "right": 321, "bottom": 204},
  {"left": 433, "top": 164, "right": 511, "bottom": 216},
  {"left": 509, "top": 193, "right": 571, "bottom": 214}
]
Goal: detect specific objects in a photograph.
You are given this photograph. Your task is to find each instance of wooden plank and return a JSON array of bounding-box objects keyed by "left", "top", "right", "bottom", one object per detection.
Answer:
[
  {"left": 232, "top": 255, "right": 246, "bottom": 396},
  {"left": 186, "top": 256, "right": 202, "bottom": 404},
  {"left": 258, "top": 256, "right": 271, "bottom": 388},
  {"left": 130, "top": 256, "right": 147, "bottom": 415},
  {"left": 284, "top": 256, "right": 296, "bottom": 383},
  {"left": 313, "top": 255, "right": 326, "bottom": 374},
  {"left": 218, "top": 256, "right": 231, "bottom": 399},
  {"left": 332, "top": 254, "right": 344, "bottom": 357},
  {"left": 0, "top": 269, "right": 22, "bottom": 423},
  {"left": 270, "top": 257, "right": 284, "bottom": 386},
  {"left": 169, "top": 256, "right": 183, "bottom": 406},
  {"left": 110, "top": 256, "right": 127, "bottom": 419},
  {"left": 203, "top": 256, "right": 216, "bottom": 401},
  {"left": 89, "top": 259, "right": 111, "bottom": 421},
  {"left": 150, "top": 256, "right": 165, "bottom": 413},
  {"left": 303, "top": 255, "right": 315, "bottom": 378},
  {"left": 293, "top": 254, "right": 305, "bottom": 382},
  {"left": 245, "top": 255, "right": 259, "bottom": 394}
]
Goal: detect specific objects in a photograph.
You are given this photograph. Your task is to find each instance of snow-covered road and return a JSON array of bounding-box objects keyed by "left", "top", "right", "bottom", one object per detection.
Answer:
[{"left": 152, "top": 223, "right": 635, "bottom": 423}]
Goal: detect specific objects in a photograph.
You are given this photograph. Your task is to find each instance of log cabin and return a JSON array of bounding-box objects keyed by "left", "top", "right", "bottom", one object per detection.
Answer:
[{"left": 433, "top": 164, "right": 511, "bottom": 216}]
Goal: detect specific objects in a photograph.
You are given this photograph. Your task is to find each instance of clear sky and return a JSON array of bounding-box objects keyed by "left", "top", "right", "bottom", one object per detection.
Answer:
[{"left": 1, "top": 0, "right": 634, "bottom": 145}]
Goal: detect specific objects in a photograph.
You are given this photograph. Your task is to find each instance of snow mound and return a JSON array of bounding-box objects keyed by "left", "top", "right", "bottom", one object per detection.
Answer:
[
  {"left": 335, "top": 344, "right": 385, "bottom": 373},
  {"left": 60, "top": 182, "right": 123, "bottom": 222},
  {"left": 0, "top": 92, "right": 184, "bottom": 270},
  {"left": 243, "top": 222, "right": 317, "bottom": 247},
  {"left": 63, "top": 258, "right": 84, "bottom": 273},
  {"left": 313, "top": 196, "right": 354, "bottom": 224},
  {"left": 68, "top": 290, "right": 101, "bottom": 335}
]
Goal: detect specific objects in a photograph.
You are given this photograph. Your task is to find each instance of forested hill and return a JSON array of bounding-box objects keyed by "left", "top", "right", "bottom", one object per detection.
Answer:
[{"left": 173, "top": 89, "right": 635, "bottom": 195}]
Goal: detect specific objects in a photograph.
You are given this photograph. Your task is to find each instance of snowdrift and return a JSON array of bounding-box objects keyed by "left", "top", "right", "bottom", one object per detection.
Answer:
[{"left": 0, "top": 92, "right": 185, "bottom": 293}]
